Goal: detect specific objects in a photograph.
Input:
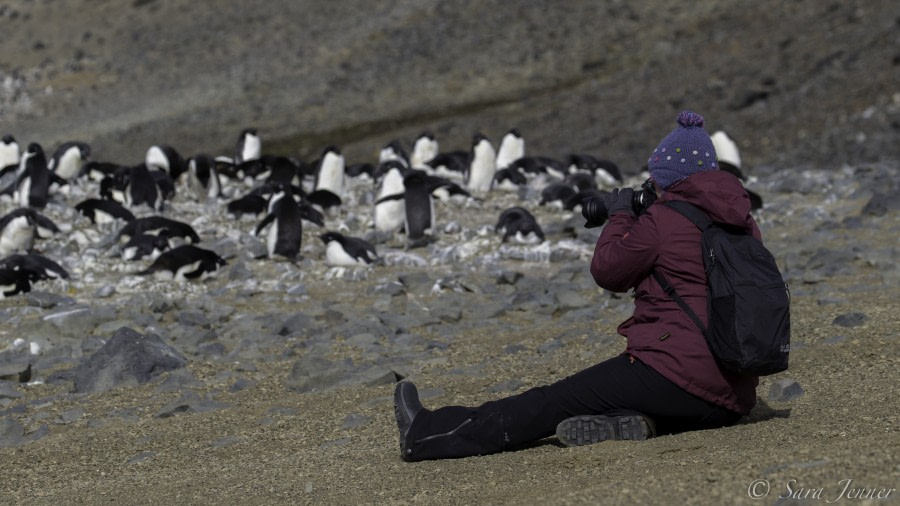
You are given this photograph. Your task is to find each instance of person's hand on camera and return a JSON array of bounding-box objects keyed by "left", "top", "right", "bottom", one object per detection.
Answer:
[{"left": 606, "top": 187, "right": 635, "bottom": 217}]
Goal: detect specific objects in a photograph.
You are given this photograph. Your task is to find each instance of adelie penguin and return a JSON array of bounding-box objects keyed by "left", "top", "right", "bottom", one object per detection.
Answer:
[
  {"left": 48, "top": 141, "right": 91, "bottom": 181},
  {"left": 116, "top": 216, "right": 200, "bottom": 245},
  {"left": 373, "top": 160, "right": 407, "bottom": 235},
  {"left": 235, "top": 128, "right": 261, "bottom": 165},
  {"left": 0, "top": 253, "right": 69, "bottom": 282},
  {"left": 0, "top": 267, "right": 31, "bottom": 298},
  {"left": 495, "top": 128, "right": 524, "bottom": 171},
  {"left": 401, "top": 169, "right": 437, "bottom": 249},
  {"left": 138, "top": 244, "right": 226, "bottom": 281},
  {"left": 119, "top": 234, "right": 171, "bottom": 261},
  {"left": 9, "top": 143, "right": 65, "bottom": 209},
  {"left": 254, "top": 190, "right": 305, "bottom": 261},
  {"left": 312, "top": 145, "right": 345, "bottom": 207},
  {"left": 187, "top": 154, "right": 221, "bottom": 202},
  {"left": 379, "top": 140, "right": 410, "bottom": 168},
  {"left": 410, "top": 131, "right": 438, "bottom": 170},
  {"left": 0, "top": 208, "right": 60, "bottom": 256},
  {"left": 711, "top": 130, "right": 763, "bottom": 210},
  {"left": 465, "top": 133, "right": 497, "bottom": 194},
  {"left": 124, "top": 163, "right": 162, "bottom": 211},
  {"left": 75, "top": 198, "right": 136, "bottom": 226},
  {"left": 566, "top": 153, "right": 622, "bottom": 186},
  {"left": 145, "top": 144, "right": 187, "bottom": 182},
  {"left": 495, "top": 206, "right": 545, "bottom": 244},
  {"left": 318, "top": 231, "right": 379, "bottom": 267},
  {"left": 0, "top": 134, "right": 20, "bottom": 176}
]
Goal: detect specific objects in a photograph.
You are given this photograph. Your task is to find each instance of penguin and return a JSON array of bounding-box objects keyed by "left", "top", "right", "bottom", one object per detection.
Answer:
[
  {"left": 493, "top": 167, "right": 528, "bottom": 192},
  {"left": 306, "top": 189, "right": 342, "bottom": 213},
  {"left": 465, "top": 133, "right": 497, "bottom": 194},
  {"left": 373, "top": 160, "right": 407, "bottom": 234},
  {"left": 318, "top": 231, "right": 378, "bottom": 266},
  {"left": 79, "top": 160, "right": 124, "bottom": 182},
  {"left": 98, "top": 165, "right": 131, "bottom": 204},
  {"left": 711, "top": 130, "right": 763, "bottom": 210},
  {"left": 145, "top": 145, "right": 187, "bottom": 182},
  {"left": 495, "top": 128, "right": 524, "bottom": 170},
  {"left": 151, "top": 169, "right": 176, "bottom": 202},
  {"left": 124, "top": 163, "right": 162, "bottom": 211},
  {"left": 138, "top": 245, "right": 226, "bottom": 281},
  {"left": 263, "top": 155, "right": 303, "bottom": 188},
  {"left": 120, "top": 234, "right": 171, "bottom": 261},
  {"left": 0, "top": 211, "right": 35, "bottom": 257},
  {"left": 565, "top": 171, "right": 597, "bottom": 193},
  {"left": 566, "top": 154, "right": 622, "bottom": 186},
  {"left": 410, "top": 131, "right": 438, "bottom": 170},
  {"left": 539, "top": 181, "right": 578, "bottom": 209},
  {"left": 0, "top": 253, "right": 69, "bottom": 281},
  {"left": 254, "top": 190, "right": 304, "bottom": 260},
  {"left": 12, "top": 143, "right": 60, "bottom": 209},
  {"left": 423, "top": 150, "right": 467, "bottom": 183},
  {"left": 235, "top": 128, "right": 261, "bottom": 165},
  {"left": 48, "top": 141, "right": 90, "bottom": 180},
  {"left": 313, "top": 145, "right": 345, "bottom": 200},
  {"left": 226, "top": 193, "right": 268, "bottom": 218},
  {"left": 74, "top": 198, "right": 136, "bottom": 225},
  {"left": 509, "top": 156, "right": 567, "bottom": 181},
  {"left": 116, "top": 216, "right": 200, "bottom": 245},
  {"left": 0, "top": 135, "right": 20, "bottom": 175},
  {"left": 379, "top": 140, "right": 410, "bottom": 167},
  {"left": 3, "top": 208, "right": 60, "bottom": 240},
  {"left": 495, "top": 207, "right": 545, "bottom": 244},
  {"left": 0, "top": 268, "right": 31, "bottom": 298},
  {"left": 187, "top": 154, "right": 221, "bottom": 202},
  {"left": 345, "top": 162, "right": 374, "bottom": 179},
  {"left": 401, "top": 169, "right": 436, "bottom": 248}
]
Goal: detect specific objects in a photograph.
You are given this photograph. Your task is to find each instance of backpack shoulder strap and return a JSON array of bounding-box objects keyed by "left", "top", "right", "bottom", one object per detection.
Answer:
[
  {"left": 651, "top": 269, "right": 707, "bottom": 334},
  {"left": 662, "top": 201, "right": 713, "bottom": 230}
]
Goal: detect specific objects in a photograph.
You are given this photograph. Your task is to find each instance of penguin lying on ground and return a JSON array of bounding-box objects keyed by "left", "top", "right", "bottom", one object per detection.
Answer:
[
  {"left": 495, "top": 207, "right": 545, "bottom": 244},
  {"left": 318, "top": 231, "right": 379, "bottom": 266},
  {"left": 138, "top": 245, "right": 226, "bottom": 281},
  {"left": 116, "top": 216, "right": 200, "bottom": 244},
  {"left": 75, "top": 198, "right": 136, "bottom": 225},
  {"left": 0, "top": 253, "right": 69, "bottom": 282}
]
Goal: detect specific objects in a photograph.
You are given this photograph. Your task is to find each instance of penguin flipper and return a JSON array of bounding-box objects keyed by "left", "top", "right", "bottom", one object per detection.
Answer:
[{"left": 254, "top": 213, "right": 276, "bottom": 236}]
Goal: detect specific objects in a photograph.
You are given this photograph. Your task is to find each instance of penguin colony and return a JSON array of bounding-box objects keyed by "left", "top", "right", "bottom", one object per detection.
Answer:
[{"left": 0, "top": 127, "right": 758, "bottom": 299}]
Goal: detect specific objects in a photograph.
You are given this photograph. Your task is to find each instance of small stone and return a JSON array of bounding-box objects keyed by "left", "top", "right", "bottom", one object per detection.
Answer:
[
  {"left": 768, "top": 379, "right": 805, "bottom": 402},
  {"left": 832, "top": 312, "right": 868, "bottom": 327}
]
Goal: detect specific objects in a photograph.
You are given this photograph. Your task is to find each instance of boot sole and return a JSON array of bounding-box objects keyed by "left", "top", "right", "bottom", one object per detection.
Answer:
[{"left": 556, "top": 415, "right": 653, "bottom": 447}]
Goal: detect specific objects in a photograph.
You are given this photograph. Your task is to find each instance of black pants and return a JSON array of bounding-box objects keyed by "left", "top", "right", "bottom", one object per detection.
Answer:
[{"left": 405, "top": 354, "right": 742, "bottom": 461}]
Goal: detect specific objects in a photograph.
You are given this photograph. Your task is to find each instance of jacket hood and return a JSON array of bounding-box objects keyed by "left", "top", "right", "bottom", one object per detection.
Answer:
[{"left": 659, "top": 170, "right": 754, "bottom": 230}]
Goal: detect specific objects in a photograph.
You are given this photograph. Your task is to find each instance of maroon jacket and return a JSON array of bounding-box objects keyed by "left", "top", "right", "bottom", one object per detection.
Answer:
[{"left": 591, "top": 170, "right": 759, "bottom": 414}]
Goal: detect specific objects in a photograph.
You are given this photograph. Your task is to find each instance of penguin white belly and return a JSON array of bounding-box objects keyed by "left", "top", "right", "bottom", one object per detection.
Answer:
[
  {"left": 325, "top": 241, "right": 365, "bottom": 267},
  {"left": 0, "top": 217, "right": 33, "bottom": 255},
  {"left": 16, "top": 178, "right": 32, "bottom": 207},
  {"left": 375, "top": 200, "right": 405, "bottom": 233},
  {"left": 56, "top": 150, "right": 82, "bottom": 180},
  {"left": 94, "top": 209, "right": 115, "bottom": 226},
  {"left": 174, "top": 260, "right": 203, "bottom": 281},
  {"left": 267, "top": 220, "right": 279, "bottom": 258}
]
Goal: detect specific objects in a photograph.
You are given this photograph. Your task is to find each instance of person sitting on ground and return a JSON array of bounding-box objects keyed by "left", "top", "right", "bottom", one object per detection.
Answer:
[{"left": 393, "top": 110, "right": 761, "bottom": 462}]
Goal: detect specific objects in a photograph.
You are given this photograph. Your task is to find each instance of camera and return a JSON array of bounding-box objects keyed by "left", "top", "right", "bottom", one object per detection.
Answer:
[{"left": 582, "top": 178, "right": 658, "bottom": 228}]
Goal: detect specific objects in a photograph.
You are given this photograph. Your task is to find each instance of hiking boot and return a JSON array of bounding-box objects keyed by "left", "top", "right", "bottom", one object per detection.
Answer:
[
  {"left": 556, "top": 414, "right": 656, "bottom": 447},
  {"left": 393, "top": 380, "right": 424, "bottom": 460}
]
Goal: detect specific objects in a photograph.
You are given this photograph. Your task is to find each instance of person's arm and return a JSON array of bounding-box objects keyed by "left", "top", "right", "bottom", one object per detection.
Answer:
[{"left": 590, "top": 210, "right": 660, "bottom": 292}]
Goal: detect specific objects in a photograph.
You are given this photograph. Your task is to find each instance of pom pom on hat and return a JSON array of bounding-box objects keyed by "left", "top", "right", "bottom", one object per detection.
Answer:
[{"left": 647, "top": 110, "right": 718, "bottom": 190}]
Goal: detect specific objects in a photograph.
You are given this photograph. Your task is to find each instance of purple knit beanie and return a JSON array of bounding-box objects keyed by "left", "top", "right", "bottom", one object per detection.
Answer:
[{"left": 647, "top": 110, "right": 718, "bottom": 190}]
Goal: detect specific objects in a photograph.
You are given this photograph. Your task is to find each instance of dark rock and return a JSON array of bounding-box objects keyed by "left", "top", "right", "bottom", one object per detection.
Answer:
[
  {"left": 285, "top": 355, "right": 353, "bottom": 393},
  {"left": 504, "top": 344, "right": 526, "bottom": 355},
  {"left": 25, "top": 291, "right": 76, "bottom": 309},
  {"left": 178, "top": 311, "right": 211, "bottom": 328},
  {"left": 228, "top": 377, "right": 255, "bottom": 393},
  {"left": 73, "top": 327, "right": 187, "bottom": 394},
  {"left": 280, "top": 312, "right": 315, "bottom": 336},
  {"left": 832, "top": 312, "right": 868, "bottom": 327},
  {"left": 0, "top": 383, "right": 23, "bottom": 399},
  {"left": 0, "top": 417, "right": 25, "bottom": 448},
  {"left": 496, "top": 270, "right": 523, "bottom": 285},
  {"left": 768, "top": 379, "right": 805, "bottom": 402},
  {"left": 861, "top": 191, "right": 900, "bottom": 216}
]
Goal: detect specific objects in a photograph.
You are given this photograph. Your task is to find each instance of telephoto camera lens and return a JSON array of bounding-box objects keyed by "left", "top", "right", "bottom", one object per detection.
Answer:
[{"left": 581, "top": 197, "right": 609, "bottom": 228}]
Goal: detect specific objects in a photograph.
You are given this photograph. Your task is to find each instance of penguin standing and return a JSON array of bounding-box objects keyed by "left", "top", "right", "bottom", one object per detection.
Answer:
[
  {"left": 124, "top": 163, "right": 162, "bottom": 211},
  {"left": 495, "top": 128, "right": 524, "bottom": 170},
  {"left": 313, "top": 145, "right": 345, "bottom": 201},
  {"left": 373, "top": 160, "right": 407, "bottom": 234},
  {"left": 0, "top": 211, "right": 35, "bottom": 256},
  {"left": 254, "top": 191, "right": 304, "bottom": 260},
  {"left": 235, "top": 128, "right": 261, "bottom": 165},
  {"left": 187, "top": 154, "right": 221, "bottom": 202},
  {"left": 711, "top": 130, "right": 763, "bottom": 210},
  {"left": 13, "top": 143, "right": 56, "bottom": 209},
  {"left": 0, "top": 135, "right": 20, "bottom": 173},
  {"left": 379, "top": 140, "right": 409, "bottom": 167},
  {"left": 48, "top": 141, "right": 90, "bottom": 180},
  {"left": 318, "top": 231, "right": 378, "bottom": 266},
  {"left": 466, "top": 133, "right": 497, "bottom": 194},
  {"left": 410, "top": 131, "right": 438, "bottom": 170},
  {"left": 138, "top": 245, "right": 226, "bottom": 281},
  {"left": 401, "top": 169, "right": 436, "bottom": 248}
]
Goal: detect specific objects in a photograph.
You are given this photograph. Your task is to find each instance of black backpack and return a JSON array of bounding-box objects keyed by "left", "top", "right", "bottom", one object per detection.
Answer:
[{"left": 652, "top": 201, "right": 790, "bottom": 376}]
